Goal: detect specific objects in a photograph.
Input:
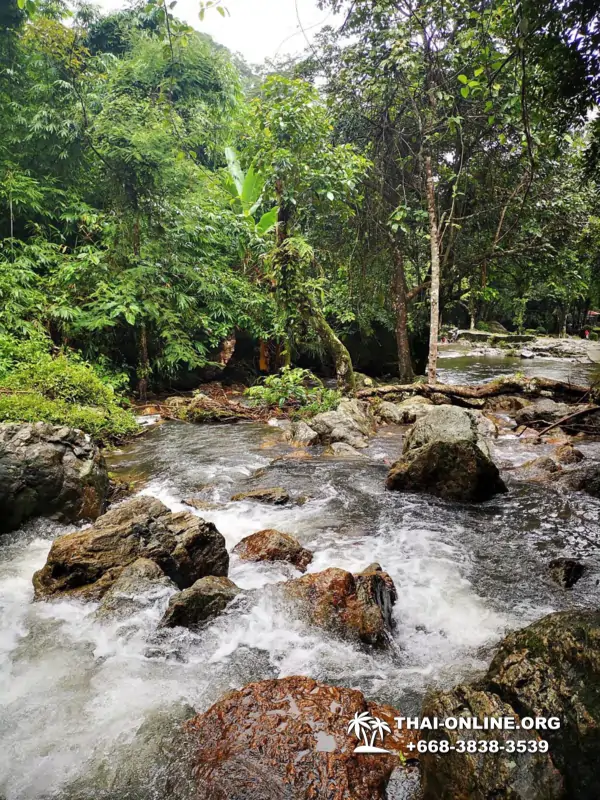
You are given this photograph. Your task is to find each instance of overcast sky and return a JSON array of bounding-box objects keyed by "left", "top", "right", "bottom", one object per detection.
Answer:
[{"left": 92, "top": 0, "right": 339, "bottom": 65}]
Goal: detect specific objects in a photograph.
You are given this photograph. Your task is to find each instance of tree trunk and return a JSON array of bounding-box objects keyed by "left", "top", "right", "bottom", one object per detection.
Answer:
[
  {"left": 137, "top": 323, "right": 150, "bottom": 402},
  {"left": 217, "top": 332, "right": 236, "bottom": 367},
  {"left": 392, "top": 249, "right": 414, "bottom": 383},
  {"left": 425, "top": 155, "right": 441, "bottom": 384},
  {"left": 312, "top": 308, "right": 356, "bottom": 395}
]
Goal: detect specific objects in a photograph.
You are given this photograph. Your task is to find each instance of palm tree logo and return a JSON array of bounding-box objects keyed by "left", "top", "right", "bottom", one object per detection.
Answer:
[{"left": 347, "top": 711, "right": 392, "bottom": 753}]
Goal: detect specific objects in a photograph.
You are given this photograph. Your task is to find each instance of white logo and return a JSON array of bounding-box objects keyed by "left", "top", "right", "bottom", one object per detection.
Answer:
[{"left": 347, "top": 711, "right": 391, "bottom": 753}]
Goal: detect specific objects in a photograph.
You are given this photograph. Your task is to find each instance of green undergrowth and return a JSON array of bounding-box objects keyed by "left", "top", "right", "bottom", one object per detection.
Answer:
[
  {"left": 245, "top": 367, "right": 340, "bottom": 418},
  {"left": 0, "top": 334, "right": 139, "bottom": 443}
]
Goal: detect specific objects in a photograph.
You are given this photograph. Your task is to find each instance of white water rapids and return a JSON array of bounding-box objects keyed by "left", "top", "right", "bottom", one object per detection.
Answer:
[{"left": 1, "top": 408, "right": 600, "bottom": 798}]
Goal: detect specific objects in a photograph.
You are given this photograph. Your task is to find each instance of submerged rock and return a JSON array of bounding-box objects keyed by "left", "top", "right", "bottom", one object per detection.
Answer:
[
  {"left": 32, "top": 496, "right": 229, "bottom": 601},
  {"left": 184, "top": 676, "right": 417, "bottom": 800},
  {"left": 386, "top": 406, "right": 506, "bottom": 502},
  {"left": 548, "top": 557, "right": 586, "bottom": 589},
  {"left": 283, "top": 564, "right": 397, "bottom": 647},
  {"left": 325, "top": 441, "right": 366, "bottom": 458},
  {"left": 420, "top": 685, "right": 563, "bottom": 800},
  {"left": 554, "top": 444, "right": 584, "bottom": 464},
  {"left": 551, "top": 463, "right": 600, "bottom": 498},
  {"left": 233, "top": 529, "right": 313, "bottom": 572},
  {"left": 485, "top": 610, "right": 600, "bottom": 799},
  {"left": 0, "top": 422, "right": 108, "bottom": 534},
  {"left": 230, "top": 487, "right": 291, "bottom": 505},
  {"left": 96, "top": 558, "right": 177, "bottom": 620},
  {"left": 160, "top": 576, "right": 241, "bottom": 629}
]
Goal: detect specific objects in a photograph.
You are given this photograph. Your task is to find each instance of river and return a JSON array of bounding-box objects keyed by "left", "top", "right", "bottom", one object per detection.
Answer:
[{"left": 1, "top": 356, "right": 600, "bottom": 799}]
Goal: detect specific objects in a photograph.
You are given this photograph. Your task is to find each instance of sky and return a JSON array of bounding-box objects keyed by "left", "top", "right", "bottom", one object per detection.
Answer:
[{"left": 93, "top": 0, "right": 340, "bottom": 65}]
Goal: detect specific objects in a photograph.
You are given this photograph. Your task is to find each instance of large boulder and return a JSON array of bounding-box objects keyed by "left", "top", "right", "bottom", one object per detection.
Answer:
[
  {"left": 160, "top": 576, "right": 241, "bottom": 629},
  {"left": 233, "top": 529, "right": 313, "bottom": 572},
  {"left": 96, "top": 558, "right": 177, "bottom": 620},
  {"left": 184, "top": 676, "right": 417, "bottom": 800},
  {"left": 310, "top": 398, "right": 375, "bottom": 449},
  {"left": 32, "top": 496, "right": 229, "bottom": 601},
  {"left": 0, "top": 422, "right": 108, "bottom": 534},
  {"left": 285, "top": 420, "right": 319, "bottom": 446},
  {"left": 484, "top": 610, "right": 600, "bottom": 799},
  {"left": 420, "top": 685, "right": 563, "bottom": 800},
  {"left": 386, "top": 406, "right": 506, "bottom": 502},
  {"left": 283, "top": 564, "right": 397, "bottom": 647}
]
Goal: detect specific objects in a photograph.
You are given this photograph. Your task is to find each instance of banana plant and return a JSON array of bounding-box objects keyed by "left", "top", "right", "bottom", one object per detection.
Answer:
[{"left": 223, "top": 147, "right": 278, "bottom": 237}]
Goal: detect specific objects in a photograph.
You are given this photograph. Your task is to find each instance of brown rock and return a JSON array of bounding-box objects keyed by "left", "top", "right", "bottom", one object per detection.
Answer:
[
  {"left": 284, "top": 565, "right": 397, "bottom": 647},
  {"left": 183, "top": 497, "right": 221, "bottom": 511},
  {"left": 554, "top": 444, "right": 584, "bottom": 465},
  {"left": 32, "top": 496, "right": 229, "bottom": 601},
  {"left": 184, "top": 676, "right": 417, "bottom": 800},
  {"left": 420, "top": 685, "right": 563, "bottom": 800},
  {"left": 230, "top": 487, "right": 290, "bottom": 505},
  {"left": 233, "top": 529, "right": 313, "bottom": 572},
  {"left": 160, "top": 576, "right": 241, "bottom": 629}
]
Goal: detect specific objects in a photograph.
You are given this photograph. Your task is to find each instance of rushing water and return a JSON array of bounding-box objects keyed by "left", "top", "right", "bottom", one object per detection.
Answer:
[{"left": 2, "top": 358, "right": 600, "bottom": 799}]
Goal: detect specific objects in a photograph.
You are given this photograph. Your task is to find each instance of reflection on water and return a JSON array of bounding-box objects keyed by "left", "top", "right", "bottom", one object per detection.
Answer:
[
  {"left": 437, "top": 346, "right": 596, "bottom": 385},
  {"left": 1, "top": 368, "right": 600, "bottom": 797}
]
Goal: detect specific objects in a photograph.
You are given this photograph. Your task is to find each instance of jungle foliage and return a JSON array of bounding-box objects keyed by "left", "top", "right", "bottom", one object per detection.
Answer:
[{"left": 1, "top": 0, "right": 600, "bottom": 421}]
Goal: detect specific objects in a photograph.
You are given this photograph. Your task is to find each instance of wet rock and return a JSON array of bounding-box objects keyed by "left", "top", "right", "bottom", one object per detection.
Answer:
[
  {"left": 0, "top": 422, "right": 108, "bottom": 534},
  {"left": 514, "top": 399, "right": 575, "bottom": 428},
  {"left": 387, "top": 406, "right": 506, "bottom": 503},
  {"left": 485, "top": 610, "right": 600, "bottom": 799},
  {"left": 484, "top": 395, "right": 530, "bottom": 412},
  {"left": 286, "top": 420, "right": 319, "bottom": 446},
  {"left": 283, "top": 565, "right": 397, "bottom": 647},
  {"left": 233, "top": 529, "right": 313, "bottom": 572},
  {"left": 516, "top": 456, "right": 561, "bottom": 481},
  {"left": 471, "top": 411, "right": 498, "bottom": 439},
  {"left": 520, "top": 348, "right": 535, "bottom": 358},
  {"left": 325, "top": 441, "right": 366, "bottom": 458},
  {"left": 184, "top": 676, "right": 417, "bottom": 800},
  {"left": 106, "top": 474, "right": 135, "bottom": 506},
  {"left": 230, "top": 487, "right": 290, "bottom": 505},
  {"left": 310, "top": 399, "right": 375, "bottom": 449},
  {"left": 160, "top": 576, "right": 241, "bottom": 629},
  {"left": 384, "top": 396, "right": 435, "bottom": 425},
  {"left": 420, "top": 684, "right": 563, "bottom": 800},
  {"left": 376, "top": 400, "right": 407, "bottom": 425},
  {"left": 548, "top": 558, "right": 586, "bottom": 589},
  {"left": 267, "top": 417, "right": 292, "bottom": 431},
  {"left": 554, "top": 444, "right": 584, "bottom": 465},
  {"left": 551, "top": 463, "right": 600, "bottom": 498},
  {"left": 32, "top": 496, "right": 229, "bottom": 601},
  {"left": 96, "top": 558, "right": 177, "bottom": 620},
  {"left": 183, "top": 498, "right": 222, "bottom": 511}
]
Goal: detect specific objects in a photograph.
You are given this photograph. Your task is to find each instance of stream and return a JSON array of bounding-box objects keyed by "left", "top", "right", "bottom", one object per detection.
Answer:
[{"left": 2, "top": 356, "right": 600, "bottom": 799}]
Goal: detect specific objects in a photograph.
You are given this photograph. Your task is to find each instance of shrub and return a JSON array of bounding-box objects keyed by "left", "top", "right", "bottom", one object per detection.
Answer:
[
  {"left": 0, "top": 393, "right": 139, "bottom": 443},
  {"left": 0, "top": 333, "right": 138, "bottom": 442},
  {"left": 245, "top": 367, "right": 340, "bottom": 416}
]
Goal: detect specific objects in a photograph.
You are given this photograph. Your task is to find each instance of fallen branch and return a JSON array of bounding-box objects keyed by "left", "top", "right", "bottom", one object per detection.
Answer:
[
  {"left": 536, "top": 405, "right": 600, "bottom": 437},
  {"left": 357, "top": 376, "right": 592, "bottom": 403}
]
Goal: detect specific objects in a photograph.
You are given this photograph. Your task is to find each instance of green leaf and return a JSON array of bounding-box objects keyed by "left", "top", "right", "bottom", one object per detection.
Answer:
[
  {"left": 326, "top": 191, "right": 335, "bottom": 201},
  {"left": 224, "top": 147, "right": 244, "bottom": 197},
  {"left": 458, "top": 74, "right": 468, "bottom": 84},
  {"left": 256, "top": 207, "right": 278, "bottom": 236},
  {"left": 460, "top": 86, "right": 469, "bottom": 99}
]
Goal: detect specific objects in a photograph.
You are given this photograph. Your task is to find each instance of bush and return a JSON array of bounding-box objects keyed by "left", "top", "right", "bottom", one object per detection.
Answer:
[
  {"left": 0, "top": 393, "right": 139, "bottom": 443},
  {"left": 0, "top": 334, "right": 138, "bottom": 442},
  {"left": 245, "top": 367, "right": 340, "bottom": 417}
]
